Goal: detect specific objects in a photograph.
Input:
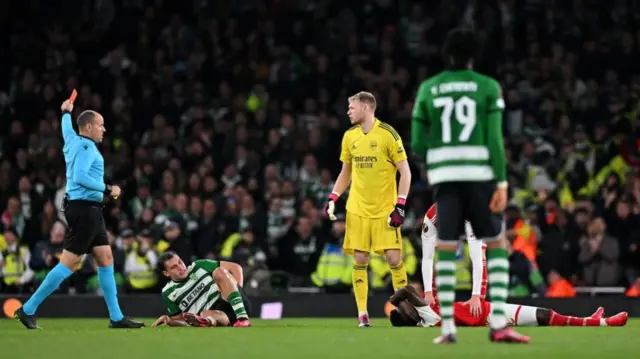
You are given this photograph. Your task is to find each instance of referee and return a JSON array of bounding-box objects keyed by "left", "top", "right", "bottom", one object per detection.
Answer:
[{"left": 15, "top": 98, "right": 144, "bottom": 329}]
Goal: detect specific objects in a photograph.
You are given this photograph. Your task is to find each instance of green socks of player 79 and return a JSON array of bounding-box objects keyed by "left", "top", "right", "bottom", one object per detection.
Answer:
[
  {"left": 486, "top": 247, "right": 509, "bottom": 329},
  {"left": 435, "top": 249, "right": 457, "bottom": 335},
  {"left": 228, "top": 291, "right": 249, "bottom": 320}
]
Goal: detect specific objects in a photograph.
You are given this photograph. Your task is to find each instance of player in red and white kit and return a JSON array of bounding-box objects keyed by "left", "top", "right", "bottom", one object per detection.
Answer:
[
  {"left": 387, "top": 205, "right": 628, "bottom": 328},
  {"left": 421, "top": 203, "right": 486, "bottom": 319},
  {"left": 388, "top": 284, "right": 628, "bottom": 328}
]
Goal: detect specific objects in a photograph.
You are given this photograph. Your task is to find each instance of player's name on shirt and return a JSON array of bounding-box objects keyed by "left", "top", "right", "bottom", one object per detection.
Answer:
[{"left": 430, "top": 81, "right": 478, "bottom": 95}]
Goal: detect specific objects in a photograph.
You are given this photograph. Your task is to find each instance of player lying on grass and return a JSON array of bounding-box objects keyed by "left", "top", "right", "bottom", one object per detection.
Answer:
[
  {"left": 410, "top": 205, "right": 628, "bottom": 328},
  {"left": 388, "top": 285, "right": 628, "bottom": 328},
  {"left": 151, "top": 251, "right": 251, "bottom": 328},
  {"left": 422, "top": 204, "right": 485, "bottom": 314}
]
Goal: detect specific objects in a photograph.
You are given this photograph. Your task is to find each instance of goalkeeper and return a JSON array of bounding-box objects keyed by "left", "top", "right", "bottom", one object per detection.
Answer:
[
  {"left": 323, "top": 92, "right": 412, "bottom": 328},
  {"left": 151, "top": 251, "right": 251, "bottom": 328}
]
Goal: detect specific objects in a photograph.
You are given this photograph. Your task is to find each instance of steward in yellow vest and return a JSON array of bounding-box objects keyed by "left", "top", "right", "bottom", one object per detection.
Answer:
[
  {"left": 124, "top": 236, "right": 158, "bottom": 293},
  {"left": 310, "top": 242, "right": 352, "bottom": 292},
  {"left": 0, "top": 227, "right": 34, "bottom": 293}
]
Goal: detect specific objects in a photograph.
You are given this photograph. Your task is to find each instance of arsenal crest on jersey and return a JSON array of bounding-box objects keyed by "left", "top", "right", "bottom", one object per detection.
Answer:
[{"left": 369, "top": 140, "right": 377, "bottom": 151}]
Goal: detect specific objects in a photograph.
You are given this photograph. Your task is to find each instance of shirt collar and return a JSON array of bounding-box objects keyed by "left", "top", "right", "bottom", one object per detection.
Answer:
[{"left": 79, "top": 134, "right": 98, "bottom": 145}]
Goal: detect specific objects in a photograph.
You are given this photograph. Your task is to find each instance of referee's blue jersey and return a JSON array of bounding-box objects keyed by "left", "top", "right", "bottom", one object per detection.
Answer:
[{"left": 61, "top": 112, "right": 105, "bottom": 202}]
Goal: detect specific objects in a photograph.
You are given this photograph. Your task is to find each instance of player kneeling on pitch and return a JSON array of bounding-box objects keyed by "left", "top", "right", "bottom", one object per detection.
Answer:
[
  {"left": 388, "top": 285, "right": 628, "bottom": 328},
  {"left": 151, "top": 251, "right": 252, "bottom": 328}
]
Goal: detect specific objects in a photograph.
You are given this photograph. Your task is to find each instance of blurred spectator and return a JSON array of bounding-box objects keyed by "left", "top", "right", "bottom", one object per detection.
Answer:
[
  {"left": 0, "top": 227, "right": 34, "bottom": 293},
  {"left": 230, "top": 228, "right": 266, "bottom": 268},
  {"left": 193, "top": 199, "right": 223, "bottom": 259},
  {"left": 545, "top": 270, "right": 577, "bottom": 298},
  {"left": 129, "top": 181, "right": 153, "bottom": 221},
  {"left": 505, "top": 205, "right": 538, "bottom": 264},
  {"left": 509, "top": 241, "right": 547, "bottom": 298},
  {"left": 30, "top": 221, "right": 66, "bottom": 282},
  {"left": 2, "top": 197, "right": 26, "bottom": 238},
  {"left": 124, "top": 231, "right": 159, "bottom": 293},
  {"left": 109, "top": 230, "right": 126, "bottom": 278},
  {"left": 157, "top": 221, "right": 191, "bottom": 265},
  {"left": 37, "top": 200, "right": 60, "bottom": 245},
  {"left": 579, "top": 218, "right": 621, "bottom": 286},
  {"left": 311, "top": 217, "right": 352, "bottom": 293},
  {"left": 279, "top": 217, "right": 323, "bottom": 285},
  {"left": 266, "top": 197, "right": 292, "bottom": 264},
  {"left": 627, "top": 278, "right": 640, "bottom": 297},
  {"left": 537, "top": 209, "right": 580, "bottom": 282},
  {"left": 16, "top": 176, "right": 44, "bottom": 246}
]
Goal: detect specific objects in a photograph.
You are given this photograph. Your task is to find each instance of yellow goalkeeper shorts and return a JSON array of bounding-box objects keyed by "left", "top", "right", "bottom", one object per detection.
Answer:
[{"left": 343, "top": 212, "right": 402, "bottom": 255}]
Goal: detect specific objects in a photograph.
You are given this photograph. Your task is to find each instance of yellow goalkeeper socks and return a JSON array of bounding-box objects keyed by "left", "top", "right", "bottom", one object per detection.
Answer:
[
  {"left": 352, "top": 264, "right": 369, "bottom": 314},
  {"left": 389, "top": 261, "right": 407, "bottom": 291}
]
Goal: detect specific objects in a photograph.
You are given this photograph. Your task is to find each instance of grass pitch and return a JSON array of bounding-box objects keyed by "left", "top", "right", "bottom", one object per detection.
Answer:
[{"left": 1, "top": 318, "right": 639, "bottom": 359}]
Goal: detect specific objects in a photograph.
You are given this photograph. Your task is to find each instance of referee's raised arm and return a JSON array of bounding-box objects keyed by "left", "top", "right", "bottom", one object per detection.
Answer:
[
  {"left": 61, "top": 101, "right": 121, "bottom": 202},
  {"left": 61, "top": 103, "right": 77, "bottom": 143}
]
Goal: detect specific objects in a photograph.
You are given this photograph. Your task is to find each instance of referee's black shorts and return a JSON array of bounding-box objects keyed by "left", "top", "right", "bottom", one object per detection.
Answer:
[
  {"left": 63, "top": 200, "right": 109, "bottom": 255},
  {"left": 432, "top": 181, "right": 504, "bottom": 242}
]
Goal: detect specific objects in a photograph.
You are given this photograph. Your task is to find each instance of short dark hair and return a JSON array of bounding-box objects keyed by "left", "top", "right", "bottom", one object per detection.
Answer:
[
  {"left": 157, "top": 251, "right": 178, "bottom": 272},
  {"left": 77, "top": 110, "right": 97, "bottom": 129},
  {"left": 443, "top": 28, "right": 477, "bottom": 69}
]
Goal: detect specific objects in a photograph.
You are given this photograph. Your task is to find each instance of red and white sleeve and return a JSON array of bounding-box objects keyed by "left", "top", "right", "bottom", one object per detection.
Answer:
[
  {"left": 421, "top": 204, "right": 438, "bottom": 293},
  {"left": 481, "top": 243, "right": 488, "bottom": 300}
]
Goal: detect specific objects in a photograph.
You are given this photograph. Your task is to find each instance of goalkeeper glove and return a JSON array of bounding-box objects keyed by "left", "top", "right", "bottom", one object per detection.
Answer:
[
  {"left": 388, "top": 197, "right": 406, "bottom": 228},
  {"left": 323, "top": 193, "right": 339, "bottom": 221}
]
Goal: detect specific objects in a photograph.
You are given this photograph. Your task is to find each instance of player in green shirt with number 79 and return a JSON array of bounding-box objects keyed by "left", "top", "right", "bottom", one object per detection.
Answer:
[{"left": 410, "top": 28, "right": 529, "bottom": 344}]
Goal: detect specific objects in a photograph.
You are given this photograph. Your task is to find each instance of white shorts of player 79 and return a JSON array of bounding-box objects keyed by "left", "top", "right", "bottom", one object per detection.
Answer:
[{"left": 487, "top": 303, "right": 538, "bottom": 327}]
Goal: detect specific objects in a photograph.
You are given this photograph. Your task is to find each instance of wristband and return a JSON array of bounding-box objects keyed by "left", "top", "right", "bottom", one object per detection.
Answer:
[
  {"left": 497, "top": 181, "right": 508, "bottom": 189},
  {"left": 396, "top": 197, "right": 407, "bottom": 206},
  {"left": 329, "top": 192, "right": 340, "bottom": 202}
]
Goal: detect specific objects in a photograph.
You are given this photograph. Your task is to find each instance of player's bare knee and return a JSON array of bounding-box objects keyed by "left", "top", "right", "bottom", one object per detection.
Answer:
[
  {"left": 353, "top": 251, "right": 369, "bottom": 266},
  {"left": 91, "top": 245, "right": 114, "bottom": 266},
  {"left": 60, "top": 250, "right": 83, "bottom": 270},
  {"left": 384, "top": 249, "right": 402, "bottom": 266},
  {"left": 96, "top": 254, "right": 114, "bottom": 267},
  {"left": 212, "top": 267, "right": 235, "bottom": 287}
]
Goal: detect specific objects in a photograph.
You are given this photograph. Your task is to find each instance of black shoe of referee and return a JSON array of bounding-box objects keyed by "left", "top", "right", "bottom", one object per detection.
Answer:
[
  {"left": 109, "top": 316, "right": 145, "bottom": 329},
  {"left": 15, "top": 307, "right": 41, "bottom": 329}
]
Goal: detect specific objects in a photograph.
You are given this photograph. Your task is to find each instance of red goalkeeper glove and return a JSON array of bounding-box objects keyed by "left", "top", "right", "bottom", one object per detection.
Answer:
[{"left": 388, "top": 197, "right": 406, "bottom": 228}]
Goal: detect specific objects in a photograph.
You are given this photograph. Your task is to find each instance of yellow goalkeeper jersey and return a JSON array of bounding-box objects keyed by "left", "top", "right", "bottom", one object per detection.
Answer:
[{"left": 340, "top": 119, "right": 407, "bottom": 218}]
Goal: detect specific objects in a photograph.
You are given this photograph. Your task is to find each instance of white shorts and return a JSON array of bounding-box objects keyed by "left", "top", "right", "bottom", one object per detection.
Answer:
[{"left": 487, "top": 303, "right": 539, "bottom": 326}]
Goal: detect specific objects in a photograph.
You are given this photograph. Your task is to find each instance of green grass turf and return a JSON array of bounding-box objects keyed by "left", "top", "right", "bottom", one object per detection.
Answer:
[{"left": 1, "top": 318, "right": 639, "bottom": 359}]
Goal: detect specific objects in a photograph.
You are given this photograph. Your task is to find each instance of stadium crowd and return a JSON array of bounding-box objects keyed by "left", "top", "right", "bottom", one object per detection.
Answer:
[{"left": 1, "top": 0, "right": 640, "bottom": 298}]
